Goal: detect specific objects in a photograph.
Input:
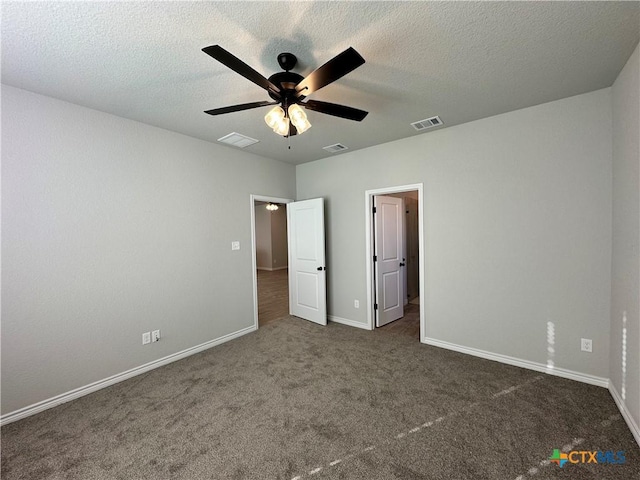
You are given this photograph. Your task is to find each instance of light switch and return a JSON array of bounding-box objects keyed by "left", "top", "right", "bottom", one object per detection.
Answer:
[{"left": 231, "top": 241, "right": 240, "bottom": 251}]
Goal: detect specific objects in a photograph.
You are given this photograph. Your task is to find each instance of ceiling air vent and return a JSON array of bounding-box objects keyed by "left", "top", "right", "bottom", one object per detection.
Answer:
[
  {"left": 217, "top": 132, "right": 259, "bottom": 148},
  {"left": 323, "top": 143, "right": 349, "bottom": 154},
  {"left": 411, "top": 116, "right": 443, "bottom": 131}
]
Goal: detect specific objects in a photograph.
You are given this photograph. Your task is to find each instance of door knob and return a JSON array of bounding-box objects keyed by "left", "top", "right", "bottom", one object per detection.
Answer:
[{"left": 317, "top": 266, "right": 325, "bottom": 271}]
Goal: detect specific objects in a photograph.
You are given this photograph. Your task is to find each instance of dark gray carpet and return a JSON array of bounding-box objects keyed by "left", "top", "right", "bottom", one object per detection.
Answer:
[{"left": 2, "top": 316, "right": 638, "bottom": 479}]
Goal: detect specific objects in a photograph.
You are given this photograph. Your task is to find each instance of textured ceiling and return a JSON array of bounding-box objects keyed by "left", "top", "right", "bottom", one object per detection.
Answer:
[{"left": 2, "top": 1, "right": 639, "bottom": 165}]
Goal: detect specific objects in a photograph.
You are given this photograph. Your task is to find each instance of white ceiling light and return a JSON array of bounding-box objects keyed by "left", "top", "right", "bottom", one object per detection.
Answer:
[
  {"left": 264, "top": 106, "right": 288, "bottom": 136},
  {"left": 264, "top": 104, "right": 312, "bottom": 137},
  {"left": 288, "top": 104, "right": 312, "bottom": 135},
  {"left": 266, "top": 203, "right": 279, "bottom": 211}
]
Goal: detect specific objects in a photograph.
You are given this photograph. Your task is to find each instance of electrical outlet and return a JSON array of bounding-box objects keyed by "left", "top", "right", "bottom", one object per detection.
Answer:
[
  {"left": 354, "top": 300, "right": 360, "bottom": 308},
  {"left": 231, "top": 241, "right": 240, "bottom": 251},
  {"left": 581, "top": 338, "right": 593, "bottom": 352},
  {"left": 142, "top": 332, "right": 151, "bottom": 345},
  {"left": 152, "top": 330, "right": 161, "bottom": 342}
]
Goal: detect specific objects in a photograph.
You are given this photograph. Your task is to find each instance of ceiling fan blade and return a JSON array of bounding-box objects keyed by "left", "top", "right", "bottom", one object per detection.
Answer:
[
  {"left": 302, "top": 99, "right": 368, "bottom": 121},
  {"left": 295, "top": 47, "right": 365, "bottom": 96},
  {"left": 202, "top": 45, "right": 281, "bottom": 97},
  {"left": 204, "top": 101, "right": 278, "bottom": 116}
]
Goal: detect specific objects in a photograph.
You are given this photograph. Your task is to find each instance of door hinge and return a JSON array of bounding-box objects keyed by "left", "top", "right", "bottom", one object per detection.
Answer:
[
  {"left": 372, "top": 206, "right": 376, "bottom": 214},
  {"left": 374, "top": 303, "right": 378, "bottom": 310},
  {"left": 373, "top": 255, "right": 377, "bottom": 262}
]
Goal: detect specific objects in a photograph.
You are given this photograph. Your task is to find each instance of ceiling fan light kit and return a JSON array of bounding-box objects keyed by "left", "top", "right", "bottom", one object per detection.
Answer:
[
  {"left": 202, "top": 45, "right": 368, "bottom": 142},
  {"left": 263, "top": 104, "right": 310, "bottom": 136},
  {"left": 273, "top": 116, "right": 290, "bottom": 136},
  {"left": 264, "top": 106, "right": 284, "bottom": 128},
  {"left": 287, "top": 104, "right": 312, "bottom": 134}
]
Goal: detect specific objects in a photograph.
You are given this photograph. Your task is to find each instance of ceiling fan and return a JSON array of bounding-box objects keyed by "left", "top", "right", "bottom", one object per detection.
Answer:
[{"left": 202, "top": 45, "right": 368, "bottom": 137}]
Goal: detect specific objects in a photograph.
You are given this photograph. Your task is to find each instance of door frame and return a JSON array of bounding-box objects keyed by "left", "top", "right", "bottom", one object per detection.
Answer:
[
  {"left": 250, "top": 194, "right": 294, "bottom": 330},
  {"left": 365, "top": 184, "right": 425, "bottom": 341}
]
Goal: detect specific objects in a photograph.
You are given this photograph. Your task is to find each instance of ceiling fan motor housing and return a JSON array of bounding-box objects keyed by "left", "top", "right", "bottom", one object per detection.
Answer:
[{"left": 267, "top": 71, "right": 305, "bottom": 102}]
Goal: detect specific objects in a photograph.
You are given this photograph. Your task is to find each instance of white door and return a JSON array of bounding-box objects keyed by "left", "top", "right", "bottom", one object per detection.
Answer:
[
  {"left": 287, "top": 198, "right": 327, "bottom": 325},
  {"left": 374, "top": 195, "right": 405, "bottom": 327}
]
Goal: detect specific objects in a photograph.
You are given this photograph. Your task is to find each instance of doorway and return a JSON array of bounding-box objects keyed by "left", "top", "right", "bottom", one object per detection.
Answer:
[
  {"left": 365, "top": 184, "right": 425, "bottom": 341},
  {"left": 250, "top": 195, "right": 293, "bottom": 329}
]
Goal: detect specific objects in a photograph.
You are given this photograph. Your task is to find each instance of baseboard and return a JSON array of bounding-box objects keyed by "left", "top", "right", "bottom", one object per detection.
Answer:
[
  {"left": 0, "top": 325, "right": 257, "bottom": 426},
  {"left": 422, "top": 337, "right": 609, "bottom": 388},
  {"left": 609, "top": 383, "right": 640, "bottom": 447},
  {"left": 256, "top": 266, "right": 288, "bottom": 271},
  {"left": 328, "top": 315, "right": 372, "bottom": 330}
]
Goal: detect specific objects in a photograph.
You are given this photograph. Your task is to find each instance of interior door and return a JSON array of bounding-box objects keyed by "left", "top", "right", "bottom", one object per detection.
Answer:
[
  {"left": 374, "top": 195, "right": 405, "bottom": 327},
  {"left": 287, "top": 198, "right": 327, "bottom": 325}
]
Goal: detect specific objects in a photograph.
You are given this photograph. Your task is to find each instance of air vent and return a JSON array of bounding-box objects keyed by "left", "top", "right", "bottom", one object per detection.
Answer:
[
  {"left": 322, "top": 143, "right": 349, "bottom": 154},
  {"left": 217, "top": 132, "right": 259, "bottom": 148},
  {"left": 410, "top": 116, "right": 443, "bottom": 131}
]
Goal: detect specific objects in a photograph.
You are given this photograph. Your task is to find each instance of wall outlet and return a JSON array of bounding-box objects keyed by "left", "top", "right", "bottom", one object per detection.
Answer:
[
  {"left": 581, "top": 338, "right": 593, "bottom": 352},
  {"left": 354, "top": 300, "right": 359, "bottom": 308},
  {"left": 142, "top": 332, "right": 151, "bottom": 345},
  {"left": 231, "top": 241, "right": 240, "bottom": 251},
  {"left": 151, "top": 330, "right": 161, "bottom": 342}
]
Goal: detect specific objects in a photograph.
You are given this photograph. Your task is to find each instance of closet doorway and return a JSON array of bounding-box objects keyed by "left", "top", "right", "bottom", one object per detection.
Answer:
[{"left": 365, "top": 184, "right": 425, "bottom": 340}]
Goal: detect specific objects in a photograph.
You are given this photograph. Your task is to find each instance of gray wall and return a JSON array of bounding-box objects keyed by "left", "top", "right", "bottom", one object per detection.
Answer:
[
  {"left": 255, "top": 205, "right": 273, "bottom": 269},
  {"left": 270, "top": 207, "right": 288, "bottom": 269},
  {"left": 297, "top": 88, "right": 613, "bottom": 379},
  {"left": 254, "top": 205, "right": 287, "bottom": 270},
  {"left": 1, "top": 85, "right": 296, "bottom": 414},
  {"left": 610, "top": 44, "right": 640, "bottom": 429}
]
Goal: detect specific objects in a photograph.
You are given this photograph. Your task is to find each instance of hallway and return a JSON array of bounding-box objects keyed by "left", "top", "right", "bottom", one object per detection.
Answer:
[{"left": 257, "top": 269, "right": 289, "bottom": 326}]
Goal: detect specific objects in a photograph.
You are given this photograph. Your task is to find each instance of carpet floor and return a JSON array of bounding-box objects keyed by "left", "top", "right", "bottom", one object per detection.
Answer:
[{"left": 2, "top": 316, "right": 638, "bottom": 479}]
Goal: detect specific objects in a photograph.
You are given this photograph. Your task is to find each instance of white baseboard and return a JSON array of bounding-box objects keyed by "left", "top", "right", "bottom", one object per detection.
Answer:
[
  {"left": 422, "top": 337, "right": 609, "bottom": 388},
  {"left": 0, "top": 325, "right": 257, "bottom": 426},
  {"left": 609, "top": 382, "right": 640, "bottom": 447},
  {"left": 256, "top": 266, "right": 288, "bottom": 271},
  {"left": 328, "top": 315, "right": 372, "bottom": 330}
]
